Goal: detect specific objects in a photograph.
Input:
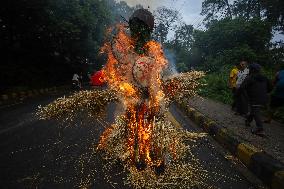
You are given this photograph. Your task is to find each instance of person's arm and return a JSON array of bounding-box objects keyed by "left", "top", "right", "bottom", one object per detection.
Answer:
[
  {"left": 272, "top": 72, "right": 279, "bottom": 86},
  {"left": 267, "top": 78, "right": 273, "bottom": 93},
  {"left": 229, "top": 69, "right": 235, "bottom": 88}
]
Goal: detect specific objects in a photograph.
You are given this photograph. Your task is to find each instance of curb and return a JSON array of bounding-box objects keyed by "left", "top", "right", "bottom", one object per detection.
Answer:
[
  {"left": 0, "top": 85, "right": 70, "bottom": 106},
  {"left": 177, "top": 100, "right": 284, "bottom": 189}
]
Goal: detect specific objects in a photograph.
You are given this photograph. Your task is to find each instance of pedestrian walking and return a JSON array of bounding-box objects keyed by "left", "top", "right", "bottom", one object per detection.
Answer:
[
  {"left": 79, "top": 72, "right": 83, "bottom": 88},
  {"left": 235, "top": 60, "right": 249, "bottom": 115},
  {"left": 72, "top": 73, "right": 81, "bottom": 89},
  {"left": 265, "top": 66, "right": 284, "bottom": 123},
  {"left": 240, "top": 63, "right": 272, "bottom": 135},
  {"left": 229, "top": 63, "right": 239, "bottom": 111}
]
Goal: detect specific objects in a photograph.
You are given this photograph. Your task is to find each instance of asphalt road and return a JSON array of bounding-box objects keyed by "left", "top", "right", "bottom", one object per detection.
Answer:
[{"left": 0, "top": 92, "right": 265, "bottom": 188}]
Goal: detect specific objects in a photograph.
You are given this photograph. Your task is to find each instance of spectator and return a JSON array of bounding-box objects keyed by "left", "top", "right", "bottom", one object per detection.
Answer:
[
  {"left": 236, "top": 61, "right": 250, "bottom": 88},
  {"left": 72, "top": 73, "right": 81, "bottom": 89},
  {"left": 87, "top": 72, "right": 92, "bottom": 80},
  {"left": 229, "top": 63, "right": 240, "bottom": 110},
  {"left": 240, "top": 63, "right": 272, "bottom": 135},
  {"left": 265, "top": 65, "right": 284, "bottom": 123},
  {"left": 79, "top": 72, "right": 83, "bottom": 88},
  {"left": 235, "top": 60, "right": 249, "bottom": 115}
]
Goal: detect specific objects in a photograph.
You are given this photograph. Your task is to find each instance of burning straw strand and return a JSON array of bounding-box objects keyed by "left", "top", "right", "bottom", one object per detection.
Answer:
[
  {"left": 36, "top": 23, "right": 207, "bottom": 189},
  {"left": 35, "top": 70, "right": 207, "bottom": 188},
  {"left": 163, "top": 71, "right": 205, "bottom": 102},
  {"left": 96, "top": 115, "right": 210, "bottom": 189},
  {"left": 37, "top": 89, "right": 118, "bottom": 122}
]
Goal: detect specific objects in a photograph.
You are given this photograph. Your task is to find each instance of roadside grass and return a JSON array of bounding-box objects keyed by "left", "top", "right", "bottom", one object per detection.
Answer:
[
  {"left": 198, "top": 66, "right": 233, "bottom": 105},
  {"left": 197, "top": 66, "right": 284, "bottom": 123}
]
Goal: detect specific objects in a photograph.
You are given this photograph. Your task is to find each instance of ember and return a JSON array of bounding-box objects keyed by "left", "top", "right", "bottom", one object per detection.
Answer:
[
  {"left": 100, "top": 18, "right": 170, "bottom": 169},
  {"left": 37, "top": 8, "right": 207, "bottom": 188}
]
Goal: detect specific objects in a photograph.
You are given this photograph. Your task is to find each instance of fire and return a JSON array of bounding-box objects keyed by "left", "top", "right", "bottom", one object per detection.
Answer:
[{"left": 99, "top": 24, "right": 168, "bottom": 168}]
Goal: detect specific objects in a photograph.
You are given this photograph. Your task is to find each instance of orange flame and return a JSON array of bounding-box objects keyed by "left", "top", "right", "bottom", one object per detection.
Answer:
[{"left": 99, "top": 24, "right": 168, "bottom": 167}]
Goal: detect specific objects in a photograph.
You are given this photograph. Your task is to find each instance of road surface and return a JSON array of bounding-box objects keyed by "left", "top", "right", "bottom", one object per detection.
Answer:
[{"left": 0, "top": 91, "right": 265, "bottom": 188}]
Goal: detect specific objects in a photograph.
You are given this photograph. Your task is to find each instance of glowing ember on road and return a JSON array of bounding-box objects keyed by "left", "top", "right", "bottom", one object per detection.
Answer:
[
  {"left": 37, "top": 8, "right": 207, "bottom": 188},
  {"left": 100, "top": 23, "right": 169, "bottom": 169}
]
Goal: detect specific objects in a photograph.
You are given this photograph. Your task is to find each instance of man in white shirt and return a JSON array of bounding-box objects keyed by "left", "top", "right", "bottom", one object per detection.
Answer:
[
  {"left": 235, "top": 61, "right": 249, "bottom": 115},
  {"left": 236, "top": 61, "right": 249, "bottom": 89}
]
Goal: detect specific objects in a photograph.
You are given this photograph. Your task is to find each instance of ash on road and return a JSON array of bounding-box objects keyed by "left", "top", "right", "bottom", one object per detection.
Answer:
[{"left": 0, "top": 93, "right": 265, "bottom": 188}]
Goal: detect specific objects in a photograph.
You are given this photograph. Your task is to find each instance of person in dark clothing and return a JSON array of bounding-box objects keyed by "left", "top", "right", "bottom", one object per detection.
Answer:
[
  {"left": 265, "top": 66, "right": 284, "bottom": 123},
  {"left": 240, "top": 63, "right": 272, "bottom": 135}
]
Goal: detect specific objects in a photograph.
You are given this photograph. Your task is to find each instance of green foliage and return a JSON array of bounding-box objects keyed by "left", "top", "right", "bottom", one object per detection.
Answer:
[
  {"left": 166, "top": 0, "right": 284, "bottom": 122},
  {"left": 201, "top": 0, "right": 284, "bottom": 32},
  {"left": 198, "top": 65, "right": 233, "bottom": 104},
  {"left": 198, "top": 65, "right": 284, "bottom": 123},
  {"left": 176, "top": 62, "right": 189, "bottom": 72},
  {"left": 199, "top": 44, "right": 258, "bottom": 72},
  {"left": 153, "top": 6, "right": 182, "bottom": 44},
  {"left": 201, "top": 0, "right": 232, "bottom": 23},
  {"left": 196, "top": 18, "right": 270, "bottom": 55},
  {"left": 0, "top": 0, "right": 134, "bottom": 92},
  {"left": 164, "top": 23, "right": 195, "bottom": 71},
  {"left": 174, "top": 24, "right": 194, "bottom": 51},
  {"left": 233, "top": 0, "right": 262, "bottom": 19},
  {"left": 260, "top": 0, "right": 284, "bottom": 32},
  {"left": 190, "top": 18, "right": 272, "bottom": 71}
]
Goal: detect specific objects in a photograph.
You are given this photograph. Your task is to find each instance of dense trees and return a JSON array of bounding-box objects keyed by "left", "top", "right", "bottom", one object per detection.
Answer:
[
  {"left": 201, "top": 0, "right": 284, "bottom": 30},
  {"left": 0, "top": 0, "right": 135, "bottom": 92},
  {"left": 166, "top": 0, "right": 284, "bottom": 72},
  {"left": 191, "top": 18, "right": 272, "bottom": 71},
  {"left": 153, "top": 6, "right": 181, "bottom": 44},
  {"left": 261, "top": 0, "right": 284, "bottom": 32},
  {"left": 1, "top": 0, "right": 283, "bottom": 91},
  {"left": 201, "top": 0, "right": 233, "bottom": 23}
]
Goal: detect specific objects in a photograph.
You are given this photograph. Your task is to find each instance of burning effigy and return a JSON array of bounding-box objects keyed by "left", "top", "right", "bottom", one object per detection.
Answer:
[{"left": 37, "top": 9, "right": 208, "bottom": 188}]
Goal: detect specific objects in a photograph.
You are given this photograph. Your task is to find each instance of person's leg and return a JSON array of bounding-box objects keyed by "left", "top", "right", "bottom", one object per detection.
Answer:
[
  {"left": 235, "top": 89, "right": 243, "bottom": 114},
  {"left": 265, "top": 95, "right": 284, "bottom": 123},
  {"left": 236, "top": 90, "right": 248, "bottom": 115},
  {"left": 245, "top": 103, "right": 253, "bottom": 127},
  {"left": 251, "top": 106, "right": 264, "bottom": 134},
  {"left": 245, "top": 112, "right": 253, "bottom": 127},
  {"left": 231, "top": 88, "right": 235, "bottom": 109},
  {"left": 253, "top": 106, "right": 263, "bottom": 129},
  {"left": 240, "top": 91, "right": 249, "bottom": 115}
]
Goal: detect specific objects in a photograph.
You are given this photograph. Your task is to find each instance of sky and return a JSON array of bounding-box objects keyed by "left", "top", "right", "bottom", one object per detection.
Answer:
[
  {"left": 117, "top": 0, "right": 283, "bottom": 41},
  {"left": 118, "top": 0, "right": 204, "bottom": 28}
]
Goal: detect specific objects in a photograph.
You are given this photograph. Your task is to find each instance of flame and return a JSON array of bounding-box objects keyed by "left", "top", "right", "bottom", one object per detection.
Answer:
[{"left": 99, "top": 24, "right": 169, "bottom": 168}]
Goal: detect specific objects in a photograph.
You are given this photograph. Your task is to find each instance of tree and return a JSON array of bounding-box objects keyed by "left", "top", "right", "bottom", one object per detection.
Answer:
[
  {"left": 0, "top": 0, "right": 119, "bottom": 91},
  {"left": 201, "top": 0, "right": 284, "bottom": 32},
  {"left": 174, "top": 23, "right": 194, "bottom": 51},
  {"left": 190, "top": 18, "right": 272, "bottom": 70},
  {"left": 232, "top": 0, "right": 262, "bottom": 20},
  {"left": 153, "top": 6, "right": 181, "bottom": 44},
  {"left": 260, "top": 0, "right": 284, "bottom": 32},
  {"left": 201, "top": 0, "right": 232, "bottom": 25}
]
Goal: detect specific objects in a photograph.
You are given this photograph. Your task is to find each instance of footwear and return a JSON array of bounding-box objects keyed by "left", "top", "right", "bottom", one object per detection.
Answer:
[{"left": 251, "top": 128, "right": 264, "bottom": 135}]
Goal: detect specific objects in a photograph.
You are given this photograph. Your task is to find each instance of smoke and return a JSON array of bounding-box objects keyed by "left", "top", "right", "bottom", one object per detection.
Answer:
[
  {"left": 115, "top": 0, "right": 180, "bottom": 11},
  {"left": 163, "top": 48, "right": 178, "bottom": 77},
  {"left": 116, "top": 0, "right": 161, "bottom": 11}
]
